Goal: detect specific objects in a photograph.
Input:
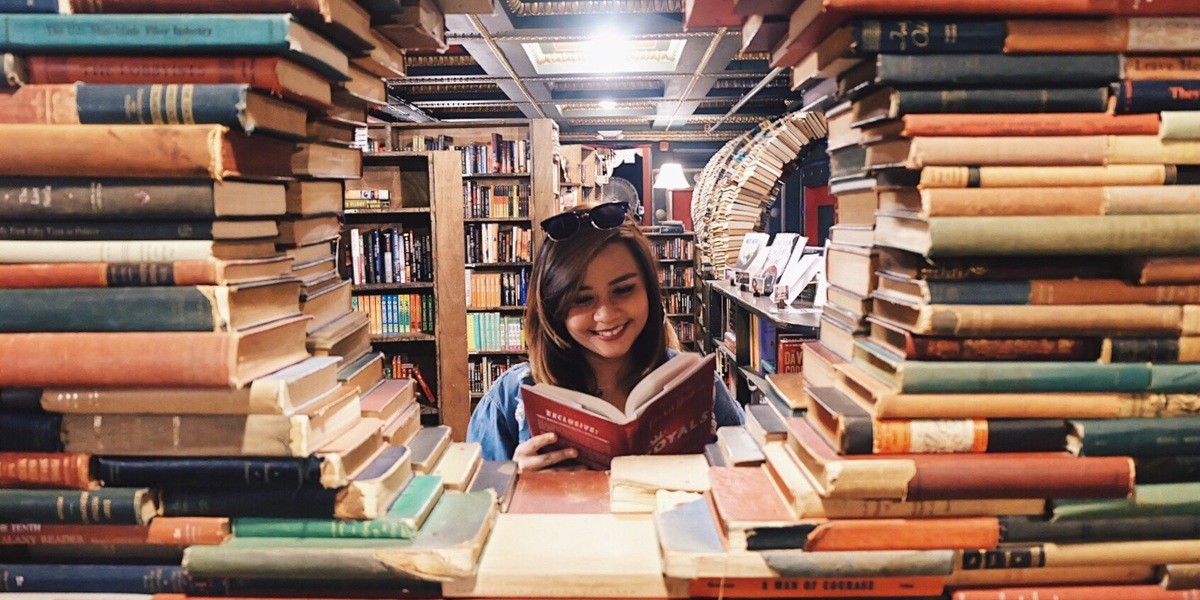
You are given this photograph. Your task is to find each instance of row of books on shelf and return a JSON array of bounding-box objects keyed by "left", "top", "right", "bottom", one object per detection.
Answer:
[
  {"left": 342, "top": 226, "right": 434, "bottom": 285},
  {"left": 466, "top": 269, "right": 529, "bottom": 309},
  {"left": 402, "top": 133, "right": 530, "bottom": 176},
  {"left": 658, "top": 264, "right": 695, "bottom": 288},
  {"left": 467, "top": 312, "right": 526, "bottom": 353},
  {"left": 664, "top": 291, "right": 696, "bottom": 315},
  {"left": 671, "top": 319, "right": 698, "bottom": 344},
  {"left": 344, "top": 188, "right": 391, "bottom": 211},
  {"left": 651, "top": 237, "right": 695, "bottom": 261},
  {"left": 463, "top": 182, "right": 530, "bottom": 219},
  {"left": 351, "top": 293, "right": 435, "bottom": 336},
  {"left": 465, "top": 223, "right": 532, "bottom": 265},
  {"left": 468, "top": 355, "right": 522, "bottom": 395},
  {"left": 405, "top": 133, "right": 454, "bottom": 153}
]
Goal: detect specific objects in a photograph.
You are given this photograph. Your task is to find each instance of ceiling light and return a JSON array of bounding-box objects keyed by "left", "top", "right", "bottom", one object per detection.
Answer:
[
  {"left": 596, "top": 129, "right": 624, "bottom": 140},
  {"left": 598, "top": 99, "right": 617, "bottom": 110}
]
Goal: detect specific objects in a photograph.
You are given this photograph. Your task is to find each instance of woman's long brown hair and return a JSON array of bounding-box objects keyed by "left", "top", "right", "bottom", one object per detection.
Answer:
[{"left": 524, "top": 208, "right": 668, "bottom": 396}]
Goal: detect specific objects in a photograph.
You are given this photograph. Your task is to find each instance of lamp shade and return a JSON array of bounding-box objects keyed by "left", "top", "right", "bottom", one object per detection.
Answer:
[{"left": 653, "top": 162, "right": 690, "bottom": 190}]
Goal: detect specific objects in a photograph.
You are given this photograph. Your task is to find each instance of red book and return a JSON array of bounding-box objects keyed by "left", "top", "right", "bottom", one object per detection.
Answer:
[
  {"left": 689, "top": 575, "right": 946, "bottom": 598},
  {"left": 523, "top": 353, "right": 716, "bottom": 470},
  {"left": 0, "top": 452, "right": 95, "bottom": 490}
]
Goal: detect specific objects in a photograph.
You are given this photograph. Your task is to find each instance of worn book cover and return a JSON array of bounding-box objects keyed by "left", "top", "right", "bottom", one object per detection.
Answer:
[{"left": 523, "top": 352, "right": 716, "bottom": 469}]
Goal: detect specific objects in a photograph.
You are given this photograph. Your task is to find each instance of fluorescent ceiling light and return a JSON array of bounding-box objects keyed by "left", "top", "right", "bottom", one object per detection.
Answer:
[{"left": 598, "top": 99, "right": 617, "bottom": 110}]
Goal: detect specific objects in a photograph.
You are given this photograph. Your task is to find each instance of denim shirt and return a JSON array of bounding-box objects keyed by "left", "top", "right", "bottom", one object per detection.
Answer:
[{"left": 466, "top": 350, "right": 745, "bottom": 462}]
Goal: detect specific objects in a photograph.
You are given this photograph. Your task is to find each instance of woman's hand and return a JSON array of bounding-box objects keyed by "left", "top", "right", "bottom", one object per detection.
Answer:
[{"left": 513, "top": 432, "right": 578, "bottom": 473}]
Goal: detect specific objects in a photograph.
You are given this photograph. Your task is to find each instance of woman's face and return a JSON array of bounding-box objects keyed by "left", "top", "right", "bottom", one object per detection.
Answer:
[{"left": 564, "top": 241, "right": 650, "bottom": 362}]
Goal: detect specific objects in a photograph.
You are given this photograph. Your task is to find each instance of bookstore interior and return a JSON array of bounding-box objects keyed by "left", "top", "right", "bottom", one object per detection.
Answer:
[{"left": 5, "top": 0, "right": 1200, "bottom": 599}]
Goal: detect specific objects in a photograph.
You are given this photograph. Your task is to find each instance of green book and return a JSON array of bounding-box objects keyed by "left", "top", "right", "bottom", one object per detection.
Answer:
[
  {"left": 184, "top": 490, "right": 497, "bottom": 581},
  {"left": 233, "top": 475, "right": 444, "bottom": 539},
  {"left": 1052, "top": 482, "right": 1200, "bottom": 522},
  {"left": 1069, "top": 418, "right": 1200, "bottom": 457},
  {"left": 0, "top": 14, "right": 349, "bottom": 81}
]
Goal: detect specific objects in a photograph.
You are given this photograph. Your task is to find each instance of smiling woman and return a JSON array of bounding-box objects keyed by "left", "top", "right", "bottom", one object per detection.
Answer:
[{"left": 465, "top": 201, "right": 744, "bottom": 472}]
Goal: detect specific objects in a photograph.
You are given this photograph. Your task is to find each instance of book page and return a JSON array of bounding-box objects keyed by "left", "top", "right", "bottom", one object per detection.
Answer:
[
  {"left": 524, "top": 384, "right": 627, "bottom": 423},
  {"left": 625, "top": 352, "right": 705, "bottom": 418}
]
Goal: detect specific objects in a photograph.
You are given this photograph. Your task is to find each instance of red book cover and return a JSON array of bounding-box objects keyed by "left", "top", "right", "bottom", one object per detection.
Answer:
[
  {"left": 523, "top": 353, "right": 716, "bottom": 469},
  {"left": 776, "top": 334, "right": 810, "bottom": 374}
]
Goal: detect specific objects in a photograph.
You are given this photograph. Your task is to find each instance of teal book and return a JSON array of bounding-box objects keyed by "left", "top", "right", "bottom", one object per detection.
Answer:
[
  {"left": 1052, "top": 482, "right": 1200, "bottom": 522},
  {"left": 0, "top": 14, "right": 349, "bottom": 80},
  {"left": 1069, "top": 418, "right": 1200, "bottom": 457},
  {"left": 854, "top": 339, "right": 1152, "bottom": 393},
  {"left": 184, "top": 490, "right": 498, "bottom": 581},
  {"left": 1, "top": 488, "right": 157, "bottom": 525},
  {"left": 233, "top": 475, "right": 444, "bottom": 539},
  {"left": 1150, "top": 363, "right": 1200, "bottom": 393}
]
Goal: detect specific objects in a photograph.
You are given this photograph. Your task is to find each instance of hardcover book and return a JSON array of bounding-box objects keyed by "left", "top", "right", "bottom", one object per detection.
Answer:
[{"left": 523, "top": 352, "right": 717, "bottom": 469}]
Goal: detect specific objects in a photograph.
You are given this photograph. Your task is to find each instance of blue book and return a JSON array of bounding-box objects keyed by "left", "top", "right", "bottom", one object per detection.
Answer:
[
  {"left": 0, "top": 0, "right": 58, "bottom": 12},
  {"left": 0, "top": 387, "right": 43, "bottom": 412},
  {"left": 0, "top": 14, "right": 349, "bottom": 81},
  {"left": 73, "top": 83, "right": 306, "bottom": 137},
  {"left": 850, "top": 18, "right": 1006, "bottom": 55},
  {"left": 161, "top": 487, "right": 337, "bottom": 518},
  {"left": 0, "top": 411, "right": 60, "bottom": 451},
  {"left": 0, "top": 564, "right": 226, "bottom": 594}
]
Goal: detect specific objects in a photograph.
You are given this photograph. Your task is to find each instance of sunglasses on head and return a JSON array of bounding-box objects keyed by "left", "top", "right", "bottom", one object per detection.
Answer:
[{"left": 539, "top": 201, "right": 631, "bottom": 242}]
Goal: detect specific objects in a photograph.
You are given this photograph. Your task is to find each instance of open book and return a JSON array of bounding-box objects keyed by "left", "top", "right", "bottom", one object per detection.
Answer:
[{"left": 522, "top": 353, "right": 717, "bottom": 469}]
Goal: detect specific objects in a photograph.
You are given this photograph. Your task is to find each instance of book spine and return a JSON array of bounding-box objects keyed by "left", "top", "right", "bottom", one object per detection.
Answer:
[
  {"left": 805, "top": 517, "right": 1001, "bottom": 551},
  {"left": 0, "top": 14, "right": 287, "bottom": 53},
  {"left": 1000, "top": 515, "right": 1200, "bottom": 544},
  {"left": 954, "top": 585, "right": 1200, "bottom": 600},
  {"left": 0, "top": 564, "right": 222, "bottom": 594},
  {"left": 160, "top": 488, "right": 336, "bottom": 518},
  {"left": 0, "top": 0, "right": 59, "bottom": 11},
  {"left": 892, "top": 361, "right": 1151, "bottom": 393},
  {"left": 0, "top": 287, "right": 220, "bottom": 332},
  {"left": 1114, "top": 80, "right": 1200, "bottom": 114},
  {"left": 686, "top": 575, "right": 946, "bottom": 598},
  {"left": 0, "top": 413, "right": 62, "bottom": 451},
  {"left": 1135, "top": 456, "right": 1200, "bottom": 484},
  {"left": 1136, "top": 257, "right": 1200, "bottom": 284},
  {"left": 825, "top": 0, "right": 1194, "bottom": 14},
  {"left": 906, "top": 454, "right": 1134, "bottom": 501},
  {"left": 69, "top": 0, "right": 315, "bottom": 15},
  {"left": 851, "top": 19, "right": 1006, "bottom": 54},
  {"left": 908, "top": 336, "right": 1102, "bottom": 361},
  {"left": 0, "top": 330, "right": 234, "bottom": 386},
  {"left": 75, "top": 83, "right": 249, "bottom": 128},
  {"left": 901, "top": 113, "right": 1161, "bottom": 137},
  {"left": 1072, "top": 417, "right": 1200, "bottom": 456},
  {"left": 0, "top": 387, "right": 42, "bottom": 411},
  {"left": 232, "top": 516, "right": 418, "bottom": 538},
  {"left": 895, "top": 88, "right": 1108, "bottom": 114},
  {"left": 0, "top": 178, "right": 218, "bottom": 219},
  {"left": 0, "top": 124, "right": 226, "bottom": 179},
  {"left": 1108, "top": 337, "right": 1181, "bottom": 362},
  {"left": 0, "top": 220, "right": 215, "bottom": 240},
  {"left": 922, "top": 215, "right": 1200, "bottom": 256},
  {"left": 877, "top": 54, "right": 1120, "bottom": 87},
  {"left": 95, "top": 456, "right": 323, "bottom": 490},
  {"left": 1125, "top": 56, "right": 1200, "bottom": 81},
  {"left": 0, "top": 262, "right": 227, "bottom": 287},
  {"left": 919, "top": 165, "right": 1172, "bottom": 188},
  {"left": 873, "top": 419, "right": 1066, "bottom": 454},
  {"left": 1053, "top": 482, "right": 1200, "bottom": 520},
  {"left": 0, "top": 452, "right": 93, "bottom": 489},
  {"left": 0, "top": 517, "right": 228, "bottom": 545},
  {"left": 0, "top": 488, "right": 152, "bottom": 524}
]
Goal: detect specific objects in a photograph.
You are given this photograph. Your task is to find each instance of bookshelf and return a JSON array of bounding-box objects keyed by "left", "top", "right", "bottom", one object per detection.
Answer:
[
  {"left": 390, "top": 119, "right": 560, "bottom": 410},
  {"left": 341, "top": 150, "right": 469, "bottom": 439},
  {"left": 705, "top": 280, "right": 821, "bottom": 404},
  {"left": 645, "top": 230, "right": 702, "bottom": 353},
  {"left": 558, "top": 143, "right": 600, "bottom": 210}
]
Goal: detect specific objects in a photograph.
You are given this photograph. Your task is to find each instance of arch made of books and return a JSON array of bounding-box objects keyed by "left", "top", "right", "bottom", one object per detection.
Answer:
[{"left": 692, "top": 110, "right": 828, "bottom": 272}]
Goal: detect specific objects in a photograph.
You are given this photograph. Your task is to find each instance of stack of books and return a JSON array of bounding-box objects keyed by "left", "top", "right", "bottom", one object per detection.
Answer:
[
  {"left": 0, "top": 1, "right": 451, "bottom": 594},
  {"left": 757, "top": 1, "right": 1200, "bottom": 598},
  {"left": 691, "top": 111, "right": 827, "bottom": 271}
]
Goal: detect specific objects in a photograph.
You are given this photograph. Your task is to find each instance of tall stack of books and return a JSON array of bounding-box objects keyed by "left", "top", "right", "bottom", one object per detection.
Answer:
[
  {"left": 691, "top": 111, "right": 828, "bottom": 271},
  {"left": 757, "top": 1, "right": 1200, "bottom": 597},
  {"left": 0, "top": 1, "right": 453, "bottom": 594}
]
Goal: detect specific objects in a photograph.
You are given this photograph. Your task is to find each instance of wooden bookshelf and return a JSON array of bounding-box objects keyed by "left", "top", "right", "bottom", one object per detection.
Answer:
[
  {"left": 391, "top": 119, "right": 559, "bottom": 418},
  {"left": 340, "top": 150, "right": 469, "bottom": 438},
  {"left": 648, "top": 230, "right": 702, "bottom": 352},
  {"left": 559, "top": 143, "right": 600, "bottom": 210}
]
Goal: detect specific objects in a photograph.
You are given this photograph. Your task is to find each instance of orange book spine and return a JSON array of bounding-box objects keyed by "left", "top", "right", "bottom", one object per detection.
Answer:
[
  {"left": 1135, "top": 257, "right": 1200, "bottom": 284},
  {"left": 873, "top": 420, "right": 989, "bottom": 454},
  {"left": 0, "top": 331, "right": 233, "bottom": 386},
  {"left": 0, "top": 518, "right": 228, "bottom": 545},
  {"left": 0, "top": 85, "right": 81, "bottom": 124},
  {"left": 0, "top": 261, "right": 221, "bottom": 288},
  {"left": 804, "top": 517, "right": 1000, "bottom": 551},
  {"left": 145, "top": 517, "right": 231, "bottom": 545},
  {"left": 689, "top": 576, "right": 946, "bottom": 598},
  {"left": 901, "top": 113, "right": 1160, "bottom": 137},
  {"left": 0, "top": 452, "right": 95, "bottom": 489},
  {"left": 954, "top": 584, "right": 1200, "bottom": 600},
  {"left": 1004, "top": 18, "right": 1129, "bottom": 52},
  {"left": 0, "top": 124, "right": 222, "bottom": 178},
  {"left": 1028, "top": 279, "right": 1200, "bottom": 304}
]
